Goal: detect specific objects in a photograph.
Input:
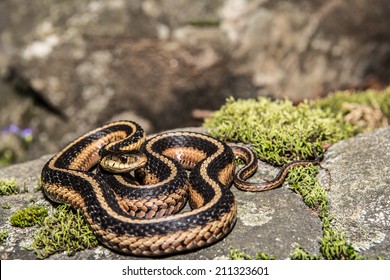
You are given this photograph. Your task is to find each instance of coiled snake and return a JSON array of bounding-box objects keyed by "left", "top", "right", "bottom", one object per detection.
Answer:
[{"left": 41, "top": 120, "right": 319, "bottom": 256}]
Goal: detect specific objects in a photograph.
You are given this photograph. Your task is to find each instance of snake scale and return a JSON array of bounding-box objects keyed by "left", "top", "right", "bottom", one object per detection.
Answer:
[{"left": 41, "top": 120, "right": 319, "bottom": 256}]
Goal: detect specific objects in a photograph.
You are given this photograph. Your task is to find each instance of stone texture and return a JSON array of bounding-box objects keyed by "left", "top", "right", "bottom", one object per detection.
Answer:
[
  {"left": 219, "top": 0, "right": 390, "bottom": 99},
  {"left": 318, "top": 127, "right": 390, "bottom": 259}
]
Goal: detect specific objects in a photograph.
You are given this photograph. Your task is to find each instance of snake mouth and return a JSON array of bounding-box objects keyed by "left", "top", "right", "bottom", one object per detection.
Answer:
[{"left": 99, "top": 151, "right": 147, "bottom": 173}]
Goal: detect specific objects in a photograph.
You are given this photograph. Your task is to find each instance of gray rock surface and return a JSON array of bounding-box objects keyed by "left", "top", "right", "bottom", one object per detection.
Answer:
[
  {"left": 1, "top": 127, "right": 389, "bottom": 259},
  {"left": 318, "top": 127, "right": 390, "bottom": 259}
]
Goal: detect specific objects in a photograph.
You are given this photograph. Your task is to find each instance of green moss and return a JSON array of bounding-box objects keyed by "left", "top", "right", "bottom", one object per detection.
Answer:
[
  {"left": 0, "top": 178, "right": 19, "bottom": 195},
  {"left": 30, "top": 204, "right": 98, "bottom": 259},
  {"left": 0, "top": 229, "right": 9, "bottom": 244},
  {"left": 10, "top": 205, "right": 48, "bottom": 227},
  {"left": 290, "top": 243, "right": 320, "bottom": 260},
  {"left": 254, "top": 251, "right": 276, "bottom": 260},
  {"left": 229, "top": 247, "right": 275, "bottom": 260},
  {"left": 204, "top": 97, "right": 356, "bottom": 165},
  {"left": 316, "top": 87, "right": 390, "bottom": 132},
  {"left": 287, "top": 165, "right": 328, "bottom": 219},
  {"left": 320, "top": 219, "right": 365, "bottom": 260}
]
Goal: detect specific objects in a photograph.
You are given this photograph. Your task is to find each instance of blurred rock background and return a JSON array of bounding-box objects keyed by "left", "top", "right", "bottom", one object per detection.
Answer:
[{"left": 1, "top": 0, "right": 390, "bottom": 164}]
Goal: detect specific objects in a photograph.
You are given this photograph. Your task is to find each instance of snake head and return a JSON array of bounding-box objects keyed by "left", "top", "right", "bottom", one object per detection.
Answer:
[{"left": 99, "top": 151, "right": 147, "bottom": 173}]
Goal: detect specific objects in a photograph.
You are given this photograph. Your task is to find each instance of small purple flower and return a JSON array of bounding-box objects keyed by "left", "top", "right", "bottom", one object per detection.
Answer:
[
  {"left": 2, "top": 124, "right": 19, "bottom": 134},
  {"left": 1, "top": 124, "right": 33, "bottom": 141},
  {"left": 20, "top": 128, "right": 34, "bottom": 138}
]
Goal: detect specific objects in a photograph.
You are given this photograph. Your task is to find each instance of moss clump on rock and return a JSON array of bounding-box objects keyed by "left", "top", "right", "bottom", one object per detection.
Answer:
[
  {"left": 0, "top": 229, "right": 9, "bottom": 244},
  {"left": 0, "top": 178, "right": 19, "bottom": 195},
  {"left": 10, "top": 205, "right": 48, "bottom": 227},
  {"left": 229, "top": 247, "right": 275, "bottom": 260},
  {"left": 319, "top": 218, "right": 365, "bottom": 260},
  {"left": 204, "top": 97, "right": 356, "bottom": 165},
  {"left": 290, "top": 243, "right": 321, "bottom": 260},
  {"left": 30, "top": 204, "right": 98, "bottom": 259},
  {"left": 287, "top": 165, "right": 328, "bottom": 219},
  {"left": 316, "top": 87, "right": 390, "bottom": 132}
]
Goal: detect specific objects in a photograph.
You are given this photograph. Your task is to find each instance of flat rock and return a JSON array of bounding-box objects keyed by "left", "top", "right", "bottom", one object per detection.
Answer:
[{"left": 318, "top": 127, "right": 390, "bottom": 259}]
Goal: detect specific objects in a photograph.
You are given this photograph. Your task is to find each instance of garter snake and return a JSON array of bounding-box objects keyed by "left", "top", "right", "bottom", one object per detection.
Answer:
[{"left": 41, "top": 120, "right": 320, "bottom": 256}]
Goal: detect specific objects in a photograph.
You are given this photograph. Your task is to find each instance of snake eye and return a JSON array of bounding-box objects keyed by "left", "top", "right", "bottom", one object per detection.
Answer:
[{"left": 120, "top": 156, "right": 128, "bottom": 164}]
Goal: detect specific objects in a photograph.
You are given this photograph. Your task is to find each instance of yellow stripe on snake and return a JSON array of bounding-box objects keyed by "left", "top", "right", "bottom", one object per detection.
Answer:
[{"left": 41, "top": 120, "right": 319, "bottom": 256}]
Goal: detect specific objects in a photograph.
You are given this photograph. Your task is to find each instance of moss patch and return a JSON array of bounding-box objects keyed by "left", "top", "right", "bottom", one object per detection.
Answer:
[
  {"left": 0, "top": 178, "right": 19, "bottom": 195},
  {"left": 316, "top": 87, "right": 390, "bottom": 132},
  {"left": 2, "top": 204, "right": 11, "bottom": 209},
  {"left": 0, "top": 229, "right": 9, "bottom": 244},
  {"left": 10, "top": 205, "right": 48, "bottom": 227},
  {"left": 204, "top": 97, "right": 356, "bottom": 165},
  {"left": 320, "top": 218, "right": 365, "bottom": 260},
  {"left": 290, "top": 243, "right": 321, "bottom": 260},
  {"left": 287, "top": 165, "right": 328, "bottom": 219},
  {"left": 30, "top": 204, "right": 98, "bottom": 259},
  {"left": 229, "top": 247, "right": 275, "bottom": 260}
]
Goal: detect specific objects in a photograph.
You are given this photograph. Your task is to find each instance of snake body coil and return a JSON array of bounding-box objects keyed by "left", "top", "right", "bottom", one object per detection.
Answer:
[{"left": 41, "top": 120, "right": 318, "bottom": 256}]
